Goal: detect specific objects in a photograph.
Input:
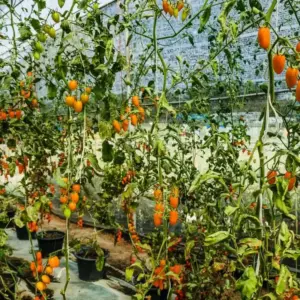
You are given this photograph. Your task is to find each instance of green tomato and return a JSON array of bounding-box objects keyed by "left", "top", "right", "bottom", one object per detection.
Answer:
[
  {"left": 52, "top": 11, "right": 60, "bottom": 23},
  {"left": 42, "top": 24, "right": 51, "bottom": 33},
  {"left": 35, "top": 41, "right": 44, "bottom": 53},
  {"left": 37, "top": 33, "right": 47, "bottom": 43},
  {"left": 61, "top": 20, "right": 71, "bottom": 33},
  {"left": 33, "top": 52, "right": 40, "bottom": 60},
  {"left": 64, "top": 208, "right": 71, "bottom": 219},
  {"left": 48, "top": 27, "right": 56, "bottom": 39}
]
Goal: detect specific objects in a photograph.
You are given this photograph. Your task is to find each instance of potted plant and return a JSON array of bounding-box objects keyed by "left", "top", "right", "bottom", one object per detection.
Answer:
[
  {"left": 37, "top": 230, "right": 65, "bottom": 257},
  {"left": 71, "top": 236, "right": 109, "bottom": 281}
]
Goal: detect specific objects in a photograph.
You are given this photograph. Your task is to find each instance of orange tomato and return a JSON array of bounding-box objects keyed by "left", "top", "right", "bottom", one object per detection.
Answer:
[
  {"left": 45, "top": 266, "right": 53, "bottom": 275},
  {"left": 60, "top": 195, "right": 68, "bottom": 204},
  {"left": 68, "top": 201, "right": 76, "bottom": 211},
  {"left": 168, "top": 3, "right": 174, "bottom": 16},
  {"left": 130, "top": 114, "right": 138, "bottom": 126},
  {"left": 113, "top": 120, "right": 121, "bottom": 133},
  {"left": 41, "top": 275, "right": 51, "bottom": 284},
  {"left": 258, "top": 27, "right": 271, "bottom": 50},
  {"left": 163, "top": 0, "right": 169, "bottom": 13},
  {"left": 177, "top": 0, "right": 184, "bottom": 11},
  {"left": 30, "top": 261, "right": 36, "bottom": 271},
  {"left": 286, "top": 67, "right": 299, "bottom": 88},
  {"left": 169, "top": 210, "right": 178, "bottom": 226},
  {"left": 138, "top": 106, "right": 145, "bottom": 116},
  {"left": 37, "top": 265, "right": 43, "bottom": 273},
  {"left": 267, "top": 170, "right": 277, "bottom": 185},
  {"left": 36, "top": 251, "right": 42, "bottom": 261},
  {"left": 21, "top": 90, "right": 31, "bottom": 99},
  {"left": 296, "top": 42, "right": 300, "bottom": 52},
  {"left": 125, "top": 106, "right": 131, "bottom": 113},
  {"left": 0, "top": 111, "right": 7, "bottom": 120},
  {"left": 36, "top": 282, "right": 46, "bottom": 291},
  {"left": 154, "top": 212, "right": 163, "bottom": 227},
  {"left": 15, "top": 110, "right": 22, "bottom": 119},
  {"left": 72, "top": 184, "right": 80, "bottom": 193},
  {"left": 154, "top": 189, "right": 162, "bottom": 200},
  {"left": 65, "top": 95, "right": 75, "bottom": 107},
  {"left": 169, "top": 196, "right": 179, "bottom": 209},
  {"left": 31, "top": 99, "right": 38, "bottom": 107},
  {"left": 68, "top": 80, "right": 78, "bottom": 91},
  {"left": 272, "top": 54, "right": 286, "bottom": 74},
  {"left": 80, "top": 93, "right": 89, "bottom": 104},
  {"left": 73, "top": 101, "right": 83, "bottom": 113},
  {"left": 85, "top": 87, "right": 92, "bottom": 94},
  {"left": 284, "top": 171, "right": 296, "bottom": 191},
  {"left": 132, "top": 95, "right": 140, "bottom": 107},
  {"left": 70, "top": 192, "right": 79, "bottom": 203},
  {"left": 48, "top": 256, "right": 60, "bottom": 268},
  {"left": 122, "top": 119, "right": 129, "bottom": 132},
  {"left": 155, "top": 203, "right": 164, "bottom": 212},
  {"left": 160, "top": 259, "right": 166, "bottom": 267}
]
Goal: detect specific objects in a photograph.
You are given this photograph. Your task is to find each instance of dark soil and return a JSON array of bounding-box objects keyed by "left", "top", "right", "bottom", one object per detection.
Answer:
[{"left": 37, "top": 231, "right": 64, "bottom": 239}]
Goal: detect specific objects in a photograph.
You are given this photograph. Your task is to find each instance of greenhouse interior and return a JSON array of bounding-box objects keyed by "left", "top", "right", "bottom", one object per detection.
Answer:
[{"left": 0, "top": 0, "right": 300, "bottom": 299}]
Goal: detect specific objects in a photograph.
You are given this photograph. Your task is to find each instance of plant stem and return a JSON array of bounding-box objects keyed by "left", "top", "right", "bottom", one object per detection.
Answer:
[{"left": 9, "top": 1, "right": 17, "bottom": 61}]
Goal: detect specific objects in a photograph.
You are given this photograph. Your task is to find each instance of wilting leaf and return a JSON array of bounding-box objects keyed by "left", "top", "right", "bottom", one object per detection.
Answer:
[
  {"left": 276, "top": 265, "right": 292, "bottom": 295},
  {"left": 204, "top": 231, "right": 230, "bottom": 247},
  {"left": 236, "top": 267, "right": 258, "bottom": 299}
]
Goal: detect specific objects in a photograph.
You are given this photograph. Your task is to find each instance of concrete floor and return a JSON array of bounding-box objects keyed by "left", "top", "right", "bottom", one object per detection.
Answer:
[{"left": 6, "top": 228, "right": 131, "bottom": 300}]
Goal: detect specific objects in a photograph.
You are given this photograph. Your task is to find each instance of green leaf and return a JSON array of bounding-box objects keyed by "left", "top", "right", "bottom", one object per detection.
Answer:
[
  {"left": 14, "top": 218, "right": 24, "bottom": 228},
  {"left": 34, "top": 0, "right": 46, "bottom": 10},
  {"left": 18, "top": 24, "right": 32, "bottom": 41},
  {"left": 259, "top": 293, "right": 277, "bottom": 300},
  {"left": 30, "top": 18, "right": 41, "bottom": 31},
  {"left": 239, "top": 238, "right": 262, "bottom": 248},
  {"left": 159, "top": 92, "right": 176, "bottom": 115},
  {"left": 114, "top": 150, "right": 125, "bottom": 165},
  {"left": 274, "top": 193, "right": 295, "bottom": 220},
  {"left": 225, "top": 206, "right": 239, "bottom": 216},
  {"left": 125, "top": 267, "right": 134, "bottom": 281},
  {"left": 98, "top": 121, "right": 112, "bottom": 140},
  {"left": 185, "top": 240, "right": 195, "bottom": 259},
  {"left": 86, "top": 153, "right": 101, "bottom": 172},
  {"left": 105, "top": 39, "right": 113, "bottom": 61},
  {"left": 276, "top": 265, "right": 292, "bottom": 295},
  {"left": 204, "top": 231, "right": 230, "bottom": 247},
  {"left": 236, "top": 267, "right": 258, "bottom": 299},
  {"left": 58, "top": 0, "right": 65, "bottom": 8},
  {"left": 96, "top": 255, "right": 104, "bottom": 271},
  {"left": 198, "top": 5, "right": 211, "bottom": 33},
  {"left": 53, "top": 168, "right": 67, "bottom": 188},
  {"left": 26, "top": 206, "right": 39, "bottom": 221},
  {"left": 279, "top": 221, "right": 292, "bottom": 249},
  {"left": 102, "top": 140, "right": 114, "bottom": 162},
  {"left": 237, "top": 214, "right": 260, "bottom": 229},
  {"left": 153, "top": 139, "right": 166, "bottom": 157},
  {"left": 47, "top": 82, "right": 57, "bottom": 99}
]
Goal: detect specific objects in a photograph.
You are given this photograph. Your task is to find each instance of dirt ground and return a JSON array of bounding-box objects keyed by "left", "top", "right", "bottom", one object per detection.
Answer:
[{"left": 41, "top": 214, "right": 133, "bottom": 271}]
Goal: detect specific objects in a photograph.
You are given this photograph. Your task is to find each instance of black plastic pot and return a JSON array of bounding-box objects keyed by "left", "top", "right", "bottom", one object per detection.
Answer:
[
  {"left": 15, "top": 225, "right": 36, "bottom": 240},
  {"left": 37, "top": 230, "right": 65, "bottom": 257},
  {"left": 74, "top": 248, "right": 109, "bottom": 281},
  {"left": 146, "top": 288, "right": 168, "bottom": 300}
]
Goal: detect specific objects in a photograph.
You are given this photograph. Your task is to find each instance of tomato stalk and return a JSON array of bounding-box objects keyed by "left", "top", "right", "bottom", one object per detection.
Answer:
[
  {"left": 61, "top": 108, "right": 72, "bottom": 299},
  {"left": 9, "top": 1, "right": 18, "bottom": 61}
]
